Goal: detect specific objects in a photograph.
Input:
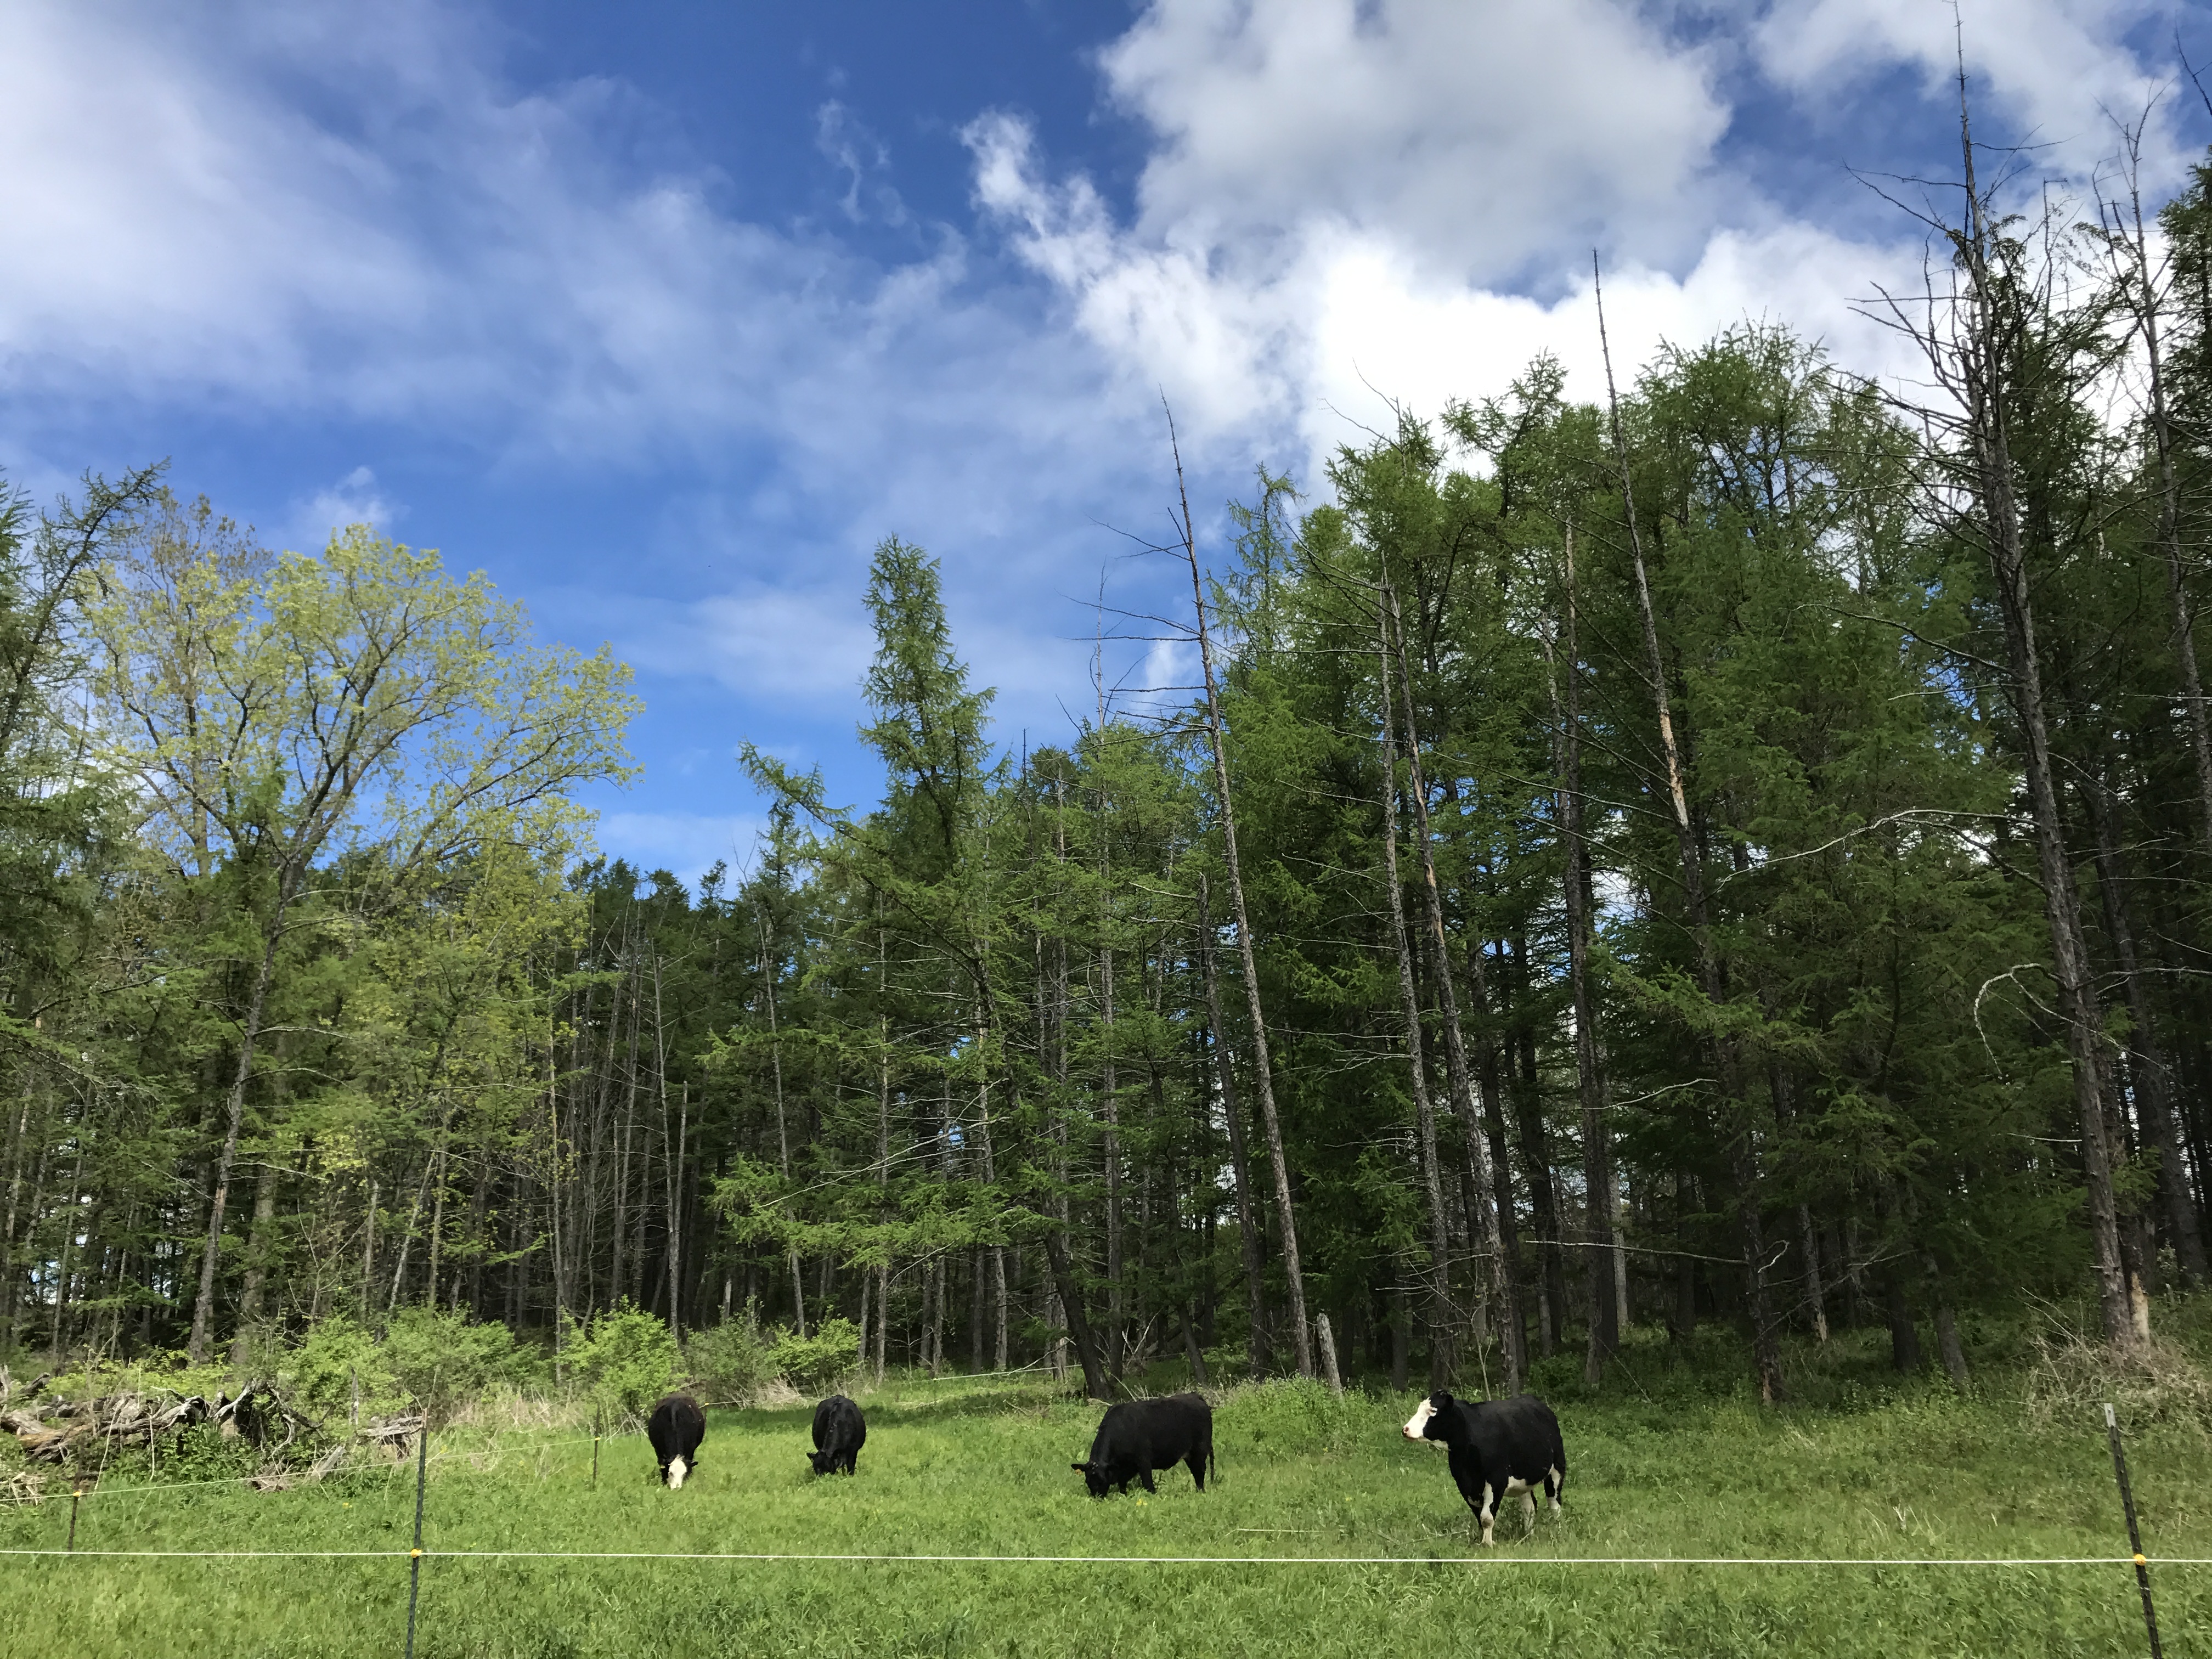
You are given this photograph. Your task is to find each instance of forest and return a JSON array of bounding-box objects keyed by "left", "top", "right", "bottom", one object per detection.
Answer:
[{"left": 7, "top": 116, "right": 2212, "bottom": 1413}]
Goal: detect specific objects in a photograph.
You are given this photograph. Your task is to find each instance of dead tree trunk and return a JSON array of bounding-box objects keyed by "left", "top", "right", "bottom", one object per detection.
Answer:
[
  {"left": 1171, "top": 417, "right": 1313, "bottom": 1378},
  {"left": 1597, "top": 263, "right": 1784, "bottom": 1401},
  {"left": 1384, "top": 582, "right": 1516, "bottom": 1393},
  {"left": 1199, "top": 876, "right": 1270, "bottom": 1378},
  {"left": 1376, "top": 601, "right": 1458, "bottom": 1387}
]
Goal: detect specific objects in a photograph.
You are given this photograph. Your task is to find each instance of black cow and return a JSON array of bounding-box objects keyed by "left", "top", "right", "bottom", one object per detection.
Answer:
[
  {"left": 647, "top": 1392, "right": 707, "bottom": 1489},
  {"left": 1401, "top": 1391, "right": 1565, "bottom": 1546},
  {"left": 1071, "top": 1392, "right": 1214, "bottom": 1499},
  {"left": 809, "top": 1393, "right": 866, "bottom": 1476}
]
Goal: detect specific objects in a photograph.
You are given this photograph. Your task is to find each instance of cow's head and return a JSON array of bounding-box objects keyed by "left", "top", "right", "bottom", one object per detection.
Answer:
[
  {"left": 808, "top": 1449, "right": 835, "bottom": 1476},
  {"left": 1402, "top": 1392, "right": 1453, "bottom": 1442},
  {"left": 1070, "top": 1459, "right": 1111, "bottom": 1499},
  {"left": 662, "top": 1454, "right": 691, "bottom": 1489}
]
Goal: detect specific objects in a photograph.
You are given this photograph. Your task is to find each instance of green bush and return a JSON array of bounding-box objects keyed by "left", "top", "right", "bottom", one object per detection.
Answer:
[
  {"left": 286, "top": 1310, "right": 536, "bottom": 1427},
  {"left": 770, "top": 1317, "right": 861, "bottom": 1393},
  {"left": 382, "top": 1307, "right": 532, "bottom": 1424},
  {"left": 287, "top": 1315, "right": 394, "bottom": 1421},
  {"left": 566, "top": 1302, "right": 680, "bottom": 1424},
  {"left": 684, "top": 1317, "right": 776, "bottom": 1404}
]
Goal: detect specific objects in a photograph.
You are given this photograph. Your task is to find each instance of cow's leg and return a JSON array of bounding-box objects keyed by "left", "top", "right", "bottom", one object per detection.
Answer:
[
  {"left": 1545, "top": 1465, "right": 1563, "bottom": 1515},
  {"left": 1187, "top": 1452, "right": 1206, "bottom": 1492},
  {"left": 1139, "top": 1468, "right": 1158, "bottom": 1494},
  {"left": 1476, "top": 1483, "right": 1497, "bottom": 1548}
]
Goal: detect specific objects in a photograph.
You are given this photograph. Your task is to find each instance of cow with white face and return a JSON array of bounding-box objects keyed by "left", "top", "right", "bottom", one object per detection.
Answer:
[
  {"left": 1401, "top": 1391, "right": 1565, "bottom": 1547},
  {"left": 647, "top": 1393, "right": 707, "bottom": 1489}
]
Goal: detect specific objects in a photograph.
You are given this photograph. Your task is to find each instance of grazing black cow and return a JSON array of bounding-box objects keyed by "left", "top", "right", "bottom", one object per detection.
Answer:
[
  {"left": 1071, "top": 1392, "right": 1213, "bottom": 1499},
  {"left": 647, "top": 1393, "right": 707, "bottom": 1489},
  {"left": 1401, "top": 1391, "right": 1565, "bottom": 1546},
  {"left": 808, "top": 1393, "right": 866, "bottom": 1476}
]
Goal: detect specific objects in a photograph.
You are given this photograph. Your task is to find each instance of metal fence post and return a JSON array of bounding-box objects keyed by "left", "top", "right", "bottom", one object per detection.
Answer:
[
  {"left": 403, "top": 1417, "right": 429, "bottom": 1659},
  {"left": 2103, "top": 1402, "right": 2163, "bottom": 1659}
]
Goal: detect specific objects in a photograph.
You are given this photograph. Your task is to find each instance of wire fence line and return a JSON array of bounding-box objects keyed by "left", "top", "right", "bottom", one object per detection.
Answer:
[{"left": 1, "top": 1545, "right": 2207, "bottom": 1568}]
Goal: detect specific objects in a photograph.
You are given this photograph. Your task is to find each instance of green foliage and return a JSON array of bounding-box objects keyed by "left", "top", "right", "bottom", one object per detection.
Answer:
[
  {"left": 286, "top": 1312, "right": 537, "bottom": 1426},
  {"left": 682, "top": 1317, "right": 778, "bottom": 1404},
  {"left": 566, "top": 1304, "right": 680, "bottom": 1424},
  {"left": 287, "top": 1316, "right": 392, "bottom": 1419},
  {"left": 768, "top": 1317, "right": 861, "bottom": 1392},
  {"left": 381, "top": 1308, "right": 533, "bottom": 1423}
]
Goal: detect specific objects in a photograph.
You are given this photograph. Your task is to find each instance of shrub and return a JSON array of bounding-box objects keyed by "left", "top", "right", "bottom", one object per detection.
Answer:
[
  {"left": 287, "top": 1311, "right": 535, "bottom": 1427},
  {"left": 289, "top": 1315, "right": 397, "bottom": 1421},
  {"left": 684, "top": 1317, "right": 777, "bottom": 1405},
  {"left": 567, "top": 1302, "right": 680, "bottom": 1424},
  {"left": 770, "top": 1317, "right": 861, "bottom": 1393},
  {"left": 383, "top": 1307, "right": 532, "bottom": 1425}
]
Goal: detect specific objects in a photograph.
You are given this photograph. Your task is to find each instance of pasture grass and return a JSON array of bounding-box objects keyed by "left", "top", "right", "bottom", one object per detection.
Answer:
[{"left": 5, "top": 1325, "right": 2210, "bottom": 1657}]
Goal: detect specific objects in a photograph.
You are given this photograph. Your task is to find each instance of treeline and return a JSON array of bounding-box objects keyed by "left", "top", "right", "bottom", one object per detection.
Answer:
[{"left": 7, "top": 126, "right": 2212, "bottom": 1402}]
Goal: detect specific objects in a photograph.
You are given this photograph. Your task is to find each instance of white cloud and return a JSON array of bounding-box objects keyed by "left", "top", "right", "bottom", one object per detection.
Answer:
[
  {"left": 971, "top": 110, "right": 1925, "bottom": 472},
  {"left": 1101, "top": 0, "right": 1731, "bottom": 285},
  {"left": 968, "top": 0, "right": 2183, "bottom": 474},
  {"left": 291, "top": 465, "right": 402, "bottom": 550},
  {"left": 1754, "top": 0, "right": 2186, "bottom": 186}
]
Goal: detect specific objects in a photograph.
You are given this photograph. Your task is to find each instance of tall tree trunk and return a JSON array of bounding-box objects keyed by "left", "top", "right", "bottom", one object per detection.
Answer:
[
  {"left": 1596, "top": 270, "right": 1784, "bottom": 1401},
  {"left": 424, "top": 1143, "right": 450, "bottom": 1308},
  {"left": 1042, "top": 1230, "right": 1112, "bottom": 1400},
  {"left": 1173, "top": 426, "right": 1313, "bottom": 1376},
  {"left": 2108, "top": 134, "right": 2212, "bottom": 853},
  {"left": 1101, "top": 939, "right": 1122, "bottom": 1380},
  {"left": 1552, "top": 529, "right": 1623, "bottom": 1378},
  {"left": 1384, "top": 582, "right": 1516, "bottom": 1393},
  {"left": 228, "top": 1146, "right": 281, "bottom": 1366},
  {"left": 1888, "top": 77, "right": 2133, "bottom": 1348},
  {"left": 613, "top": 966, "right": 641, "bottom": 1309},
  {"left": 875, "top": 908, "right": 891, "bottom": 1385},
  {"left": 1199, "top": 875, "right": 1270, "bottom": 1378},
  {"left": 1375, "top": 606, "right": 1457, "bottom": 1388},
  {"left": 1466, "top": 944, "right": 1529, "bottom": 1387},
  {"left": 1507, "top": 944, "right": 1568, "bottom": 1358},
  {"left": 2084, "top": 774, "right": 2208, "bottom": 1282},
  {"left": 188, "top": 894, "right": 290, "bottom": 1365},
  {"left": 763, "top": 907, "right": 805, "bottom": 1337}
]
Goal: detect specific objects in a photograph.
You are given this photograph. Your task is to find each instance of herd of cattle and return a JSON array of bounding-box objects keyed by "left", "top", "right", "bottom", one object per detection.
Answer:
[{"left": 644, "top": 1386, "right": 1569, "bottom": 1547}]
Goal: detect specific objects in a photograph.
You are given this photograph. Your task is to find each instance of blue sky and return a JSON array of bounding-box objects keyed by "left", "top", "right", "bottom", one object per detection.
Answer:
[{"left": 3, "top": 1, "right": 2205, "bottom": 887}]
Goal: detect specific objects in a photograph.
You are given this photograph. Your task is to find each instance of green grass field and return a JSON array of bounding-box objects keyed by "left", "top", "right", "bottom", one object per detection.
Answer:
[{"left": 4, "top": 1330, "right": 2209, "bottom": 1657}]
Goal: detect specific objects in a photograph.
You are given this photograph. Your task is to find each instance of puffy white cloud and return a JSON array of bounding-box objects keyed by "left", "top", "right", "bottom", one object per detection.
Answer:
[
  {"left": 1753, "top": 0, "right": 2186, "bottom": 185},
  {"left": 1101, "top": 0, "right": 1731, "bottom": 286},
  {"left": 970, "top": 109, "right": 1924, "bottom": 471},
  {"left": 969, "top": 0, "right": 2185, "bottom": 472}
]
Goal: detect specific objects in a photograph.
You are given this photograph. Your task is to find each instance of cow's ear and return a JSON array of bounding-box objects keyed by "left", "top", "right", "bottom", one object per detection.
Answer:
[
  {"left": 1071, "top": 1462, "right": 1087, "bottom": 1472},
  {"left": 1432, "top": 1392, "right": 1453, "bottom": 1409}
]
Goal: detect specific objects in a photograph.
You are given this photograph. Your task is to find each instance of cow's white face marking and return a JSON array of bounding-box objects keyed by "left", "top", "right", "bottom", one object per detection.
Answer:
[
  {"left": 1401, "top": 1400, "right": 1437, "bottom": 1440},
  {"left": 667, "top": 1455, "right": 689, "bottom": 1490}
]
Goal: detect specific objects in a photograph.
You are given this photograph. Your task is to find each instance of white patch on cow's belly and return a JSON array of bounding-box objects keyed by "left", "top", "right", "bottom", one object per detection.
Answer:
[
  {"left": 1401, "top": 1399, "right": 1437, "bottom": 1440},
  {"left": 1502, "top": 1476, "right": 1531, "bottom": 1496},
  {"left": 667, "top": 1455, "right": 689, "bottom": 1489}
]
